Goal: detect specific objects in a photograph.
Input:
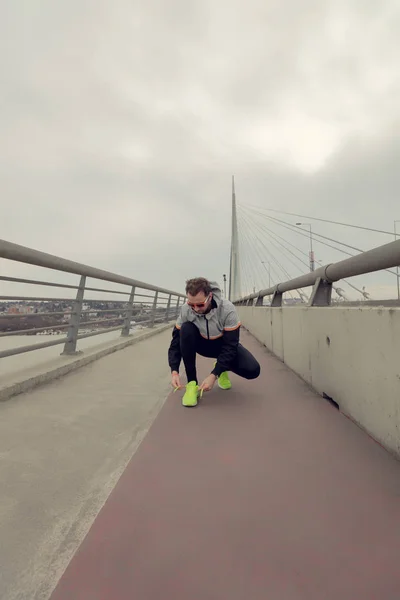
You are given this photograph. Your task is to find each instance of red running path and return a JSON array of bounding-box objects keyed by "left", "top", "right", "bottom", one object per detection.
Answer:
[{"left": 50, "top": 330, "right": 400, "bottom": 599}]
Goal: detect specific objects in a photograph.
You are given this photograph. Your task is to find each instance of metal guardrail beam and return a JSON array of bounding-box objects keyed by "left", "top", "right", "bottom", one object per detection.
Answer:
[
  {"left": 0, "top": 239, "right": 181, "bottom": 297},
  {"left": 0, "top": 239, "right": 184, "bottom": 358},
  {"left": 236, "top": 239, "right": 400, "bottom": 302}
]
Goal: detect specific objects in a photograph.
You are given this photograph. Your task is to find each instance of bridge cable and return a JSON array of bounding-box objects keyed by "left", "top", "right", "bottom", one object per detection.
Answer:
[
  {"left": 239, "top": 207, "right": 321, "bottom": 270},
  {"left": 239, "top": 209, "right": 308, "bottom": 299},
  {"left": 239, "top": 210, "right": 285, "bottom": 289},
  {"left": 240, "top": 212, "right": 304, "bottom": 302},
  {"left": 237, "top": 212, "right": 277, "bottom": 294},
  {"left": 238, "top": 212, "right": 283, "bottom": 295},
  {"left": 240, "top": 205, "right": 398, "bottom": 277},
  {"left": 239, "top": 207, "right": 369, "bottom": 299},
  {"left": 241, "top": 205, "right": 364, "bottom": 254},
  {"left": 238, "top": 212, "right": 269, "bottom": 295},
  {"left": 240, "top": 207, "right": 365, "bottom": 300},
  {"left": 239, "top": 210, "right": 303, "bottom": 301},
  {"left": 239, "top": 210, "right": 366, "bottom": 301},
  {"left": 237, "top": 213, "right": 264, "bottom": 296},
  {"left": 239, "top": 207, "right": 311, "bottom": 274},
  {"left": 241, "top": 204, "right": 395, "bottom": 237}
]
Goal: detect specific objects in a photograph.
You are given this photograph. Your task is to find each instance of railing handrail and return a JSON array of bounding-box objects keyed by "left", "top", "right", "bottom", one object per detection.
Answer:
[
  {"left": 235, "top": 238, "right": 400, "bottom": 302},
  {"left": 0, "top": 239, "right": 183, "bottom": 298},
  {"left": 0, "top": 238, "right": 184, "bottom": 359}
]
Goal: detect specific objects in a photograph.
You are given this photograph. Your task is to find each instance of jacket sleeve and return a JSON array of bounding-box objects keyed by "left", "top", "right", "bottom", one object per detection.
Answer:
[
  {"left": 168, "top": 326, "right": 181, "bottom": 373},
  {"left": 167, "top": 307, "right": 186, "bottom": 373},
  {"left": 211, "top": 308, "right": 241, "bottom": 376}
]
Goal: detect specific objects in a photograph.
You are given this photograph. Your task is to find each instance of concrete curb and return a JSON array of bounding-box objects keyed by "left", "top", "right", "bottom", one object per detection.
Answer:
[{"left": 0, "top": 324, "right": 173, "bottom": 402}]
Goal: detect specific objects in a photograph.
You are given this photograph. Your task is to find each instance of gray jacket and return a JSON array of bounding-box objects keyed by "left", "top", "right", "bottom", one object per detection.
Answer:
[
  {"left": 168, "top": 281, "right": 241, "bottom": 376},
  {"left": 176, "top": 281, "right": 241, "bottom": 339}
]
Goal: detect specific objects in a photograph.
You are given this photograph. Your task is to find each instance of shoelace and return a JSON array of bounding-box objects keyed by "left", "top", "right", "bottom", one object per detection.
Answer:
[{"left": 174, "top": 386, "right": 204, "bottom": 398}]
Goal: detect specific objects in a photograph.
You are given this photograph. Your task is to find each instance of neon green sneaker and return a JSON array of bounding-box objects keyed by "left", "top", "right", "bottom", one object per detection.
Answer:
[
  {"left": 218, "top": 371, "right": 232, "bottom": 390},
  {"left": 182, "top": 381, "right": 201, "bottom": 407},
  {"left": 214, "top": 362, "right": 232, "bottom": 390}
]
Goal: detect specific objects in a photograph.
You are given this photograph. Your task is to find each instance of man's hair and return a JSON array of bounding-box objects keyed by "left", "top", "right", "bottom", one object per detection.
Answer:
[{"left": 185, "top": 277, "right": 212, "bottom": 297}]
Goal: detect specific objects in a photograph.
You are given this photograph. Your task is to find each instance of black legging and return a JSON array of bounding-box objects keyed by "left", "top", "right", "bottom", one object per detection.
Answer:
[{"left": 180, "top": 322, "right": 260, "bottom": 384}]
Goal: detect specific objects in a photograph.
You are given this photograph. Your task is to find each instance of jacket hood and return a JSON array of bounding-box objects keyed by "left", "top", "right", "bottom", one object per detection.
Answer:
[{"left": 209, "top": 281, "right": 222, "bottom": 305}]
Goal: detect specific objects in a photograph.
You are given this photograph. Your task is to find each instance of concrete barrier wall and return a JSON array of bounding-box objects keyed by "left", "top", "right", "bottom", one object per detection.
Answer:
[{"left": 238, "top": 306, "right": 400, "bottom": 458}]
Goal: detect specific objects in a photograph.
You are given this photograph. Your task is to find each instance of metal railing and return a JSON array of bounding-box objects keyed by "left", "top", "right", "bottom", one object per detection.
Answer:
[
  {"left": 0, "top": 239, "right": 185, "bottom": 359},
  {"left": 234, "top": 238, "right": 400, "bottom": 307}
]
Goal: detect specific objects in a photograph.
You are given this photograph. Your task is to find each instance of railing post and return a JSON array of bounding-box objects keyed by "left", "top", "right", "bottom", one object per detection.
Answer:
[
  {"left": 62, "top": 275, "right": 86, "bottom": 355},
  {"left": 308, "top": 277, "right": 332, "bottom": 306},
  {"left": 165, "top": 294, "right": 172, "bottom": 322},
  {"left": 271, "top": 291, "right": 283, "bottom": 307},
  {"left": 121, "top": 285, "right": 135, "bottom": 336},
  {"left": 150, "top": 291, "right": 159, "bottom": 328},
  {"left": 175, "top": 296, "right": 181, "bottom": 320},
  {"left": 256, "top": 295, "right": 263, "bottom": 306}
]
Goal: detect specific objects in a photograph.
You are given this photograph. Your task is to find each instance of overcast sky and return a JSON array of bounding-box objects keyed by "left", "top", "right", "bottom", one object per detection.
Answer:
[{"left": 1, "top": 0, "right": 400, "bottom": 300}]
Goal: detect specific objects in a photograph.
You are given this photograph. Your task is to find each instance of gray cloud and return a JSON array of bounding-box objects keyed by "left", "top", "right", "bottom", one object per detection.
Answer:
[{"left": 1, "top": 0, "right": 400, "bottom": 299}]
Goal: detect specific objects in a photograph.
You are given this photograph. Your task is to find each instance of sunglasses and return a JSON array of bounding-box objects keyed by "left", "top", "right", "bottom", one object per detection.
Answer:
[{"left": 187, "top": 293, "right": 211, "bottom": 309}]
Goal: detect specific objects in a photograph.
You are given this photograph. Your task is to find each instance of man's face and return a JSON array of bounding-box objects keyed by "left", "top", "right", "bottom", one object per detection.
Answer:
[{"left": 187, "top": 291, "right": 212, "bottom": 314}]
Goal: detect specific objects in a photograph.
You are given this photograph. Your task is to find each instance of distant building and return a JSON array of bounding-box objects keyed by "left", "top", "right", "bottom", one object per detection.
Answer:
[{"left": 7, "top": 305, "right": 34, "bottom": 314}]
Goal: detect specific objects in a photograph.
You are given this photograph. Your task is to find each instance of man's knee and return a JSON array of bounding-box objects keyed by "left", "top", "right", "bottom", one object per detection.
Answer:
[
  {"left": 180, "top": 321, "right": 198, "bottom": 339},
  {"left": 245, "top": 359, "right": 261, "bottom": 380},
  {"left": 236, "top": 346, "right": 261, "bottom": 380}
]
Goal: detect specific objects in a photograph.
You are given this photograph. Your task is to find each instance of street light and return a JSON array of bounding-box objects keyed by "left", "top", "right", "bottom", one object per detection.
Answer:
[
  {"left": 261, "top": 261, "right": 271, "bottom": 287},
  {"left": 395, "top": 221, "right": 400, "bottom": 301},
  {"left": 296, "top": 222, "right": 314, "bottom": 271}
]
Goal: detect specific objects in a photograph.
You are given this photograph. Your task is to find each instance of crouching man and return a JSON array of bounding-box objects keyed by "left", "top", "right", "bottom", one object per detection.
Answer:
[{"left": 168, "top": 277, "right": 261, "bottom": 407}]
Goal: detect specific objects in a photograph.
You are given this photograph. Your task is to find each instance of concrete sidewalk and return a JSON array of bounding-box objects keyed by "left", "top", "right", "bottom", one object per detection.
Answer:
[
  {"left": 0, "top": 323, "right": 172, "bottom": 401},
  {"left": 49, "top": 330, "right": 400, "bottom": 600},
  {"left": 0, "top": 328, "right": 174, "bottom": 600}
]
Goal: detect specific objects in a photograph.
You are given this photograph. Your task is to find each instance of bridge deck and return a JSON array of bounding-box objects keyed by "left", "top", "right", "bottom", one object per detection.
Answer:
[{"left": 49, "top": 330, "right": 400, "bottom": 600}]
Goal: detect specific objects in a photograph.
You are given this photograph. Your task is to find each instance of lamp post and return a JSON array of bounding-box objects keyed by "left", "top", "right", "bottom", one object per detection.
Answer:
[
  {"left": 296, "top": 222, "right": 314, "bottom": 271},
  {"left": 395, "top": 221, "right": 400, "bottom": 301}
]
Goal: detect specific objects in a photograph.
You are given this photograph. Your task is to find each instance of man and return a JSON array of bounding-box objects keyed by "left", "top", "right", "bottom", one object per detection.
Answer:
[{"left": 168, "top": 277, "right": 261, "bottom": 407}]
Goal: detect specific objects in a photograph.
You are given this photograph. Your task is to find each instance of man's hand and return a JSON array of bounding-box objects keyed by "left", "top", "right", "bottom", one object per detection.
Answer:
[
  {"left": 199, "top": 373, "right": 217, "bottom": 392},
  {"left": 171, "top": 371, "right": 182, "bottom": 390}
]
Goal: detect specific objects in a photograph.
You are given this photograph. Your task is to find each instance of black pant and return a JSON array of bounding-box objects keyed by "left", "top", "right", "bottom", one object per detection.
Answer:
[{"left": 180, "top": 322, "right": 260, "bottom": 383}]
